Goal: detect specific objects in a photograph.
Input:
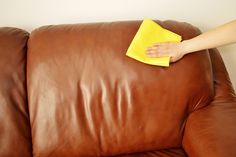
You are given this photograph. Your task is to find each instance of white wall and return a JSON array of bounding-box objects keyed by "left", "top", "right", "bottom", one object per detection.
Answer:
[{"left": 1, "top": 0, "right": 236, "bottom": 90}]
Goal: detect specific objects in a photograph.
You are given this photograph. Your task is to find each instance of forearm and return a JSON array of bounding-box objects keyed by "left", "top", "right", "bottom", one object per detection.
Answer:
[{"left": 181, "top": 20, "right": 236, "bottom": 55}]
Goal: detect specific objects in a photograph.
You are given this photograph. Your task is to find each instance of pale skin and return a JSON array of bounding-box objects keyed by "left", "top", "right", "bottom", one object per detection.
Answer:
[{"left": 146, "top": 20, "right": 236, "bottom": 62}]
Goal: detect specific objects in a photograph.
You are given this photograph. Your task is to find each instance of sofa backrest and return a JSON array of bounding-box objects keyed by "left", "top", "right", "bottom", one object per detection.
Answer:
[
  {"left": 0, "top": 27, "right": 32, "bottom": 157},
  {"left": 26, "top": 20, "right": 214, "bottom": 156}
]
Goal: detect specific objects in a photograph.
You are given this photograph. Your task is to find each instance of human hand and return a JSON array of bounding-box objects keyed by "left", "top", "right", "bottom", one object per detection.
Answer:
[{"left": 146, "top": 42, "right": 185, "bottom": 62}]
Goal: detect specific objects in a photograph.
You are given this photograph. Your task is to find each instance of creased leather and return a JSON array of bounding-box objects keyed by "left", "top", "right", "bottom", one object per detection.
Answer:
[{"left": 27, "top": 21, "right": 214, "bottom": 157}]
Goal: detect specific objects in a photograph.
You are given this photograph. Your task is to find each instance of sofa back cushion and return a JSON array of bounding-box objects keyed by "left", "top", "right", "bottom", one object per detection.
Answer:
[
  {"left": 0, "top": 27, "right": 32, "bottom": 157},
  {"left": 27, "top": 20, "right": 214, "bottom": 156}
]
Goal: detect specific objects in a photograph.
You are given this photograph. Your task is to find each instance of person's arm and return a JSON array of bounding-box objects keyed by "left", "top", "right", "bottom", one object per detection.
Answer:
[{"left": 146, "top": 20, "right": 236, "bottom": 62}]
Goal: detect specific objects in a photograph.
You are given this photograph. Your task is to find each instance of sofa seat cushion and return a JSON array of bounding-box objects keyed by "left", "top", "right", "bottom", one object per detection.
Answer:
[{"left": 116, "top": 148, "right": 186, "bottom": 157}]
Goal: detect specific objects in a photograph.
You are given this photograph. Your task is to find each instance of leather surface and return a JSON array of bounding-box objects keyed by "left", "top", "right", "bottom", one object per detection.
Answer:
[
  {"left": 183, "top": 49, "right": 236, "bottom": 157},
  {"left": 116, "top": 147, "right": 186, "bottom": 157},
  {"left": 27, "top": 21, "right": 214, "bottom": 156},
  {"left": 0, "top": 27, "right": 32, "bottom": 157}
]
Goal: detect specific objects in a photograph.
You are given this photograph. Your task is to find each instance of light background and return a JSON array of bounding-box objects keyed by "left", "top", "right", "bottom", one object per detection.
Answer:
[{"left": 1, "top": 0, "right": 235, "bottom": 89}]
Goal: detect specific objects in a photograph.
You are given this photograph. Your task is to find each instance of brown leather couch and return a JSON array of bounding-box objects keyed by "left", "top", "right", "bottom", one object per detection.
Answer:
[{"left": 0, "top": 20, "right": 236, "bottom": 157}]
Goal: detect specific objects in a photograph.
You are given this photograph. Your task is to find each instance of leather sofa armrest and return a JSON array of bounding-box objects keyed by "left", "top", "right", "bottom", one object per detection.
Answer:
[
  {"left": 183, "top": 49, "right": 236, "bottom": 157},
  {"left": 183, "top": 100, "right": 236, "bottom": 157}
]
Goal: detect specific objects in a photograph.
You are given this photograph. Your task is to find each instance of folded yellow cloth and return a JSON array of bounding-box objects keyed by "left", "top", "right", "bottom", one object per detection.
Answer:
[{"left": 126, "top": 19, "right": 182, "bottom": 67}]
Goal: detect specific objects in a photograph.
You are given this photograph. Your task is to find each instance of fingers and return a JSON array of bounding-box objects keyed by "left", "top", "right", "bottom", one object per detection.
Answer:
[
  {"left": 146, "top": 44, "right": 168, "bottom": 57},
  {"left": 145, "top": 42, "right": 184, "bottom": 63},
  {"left": 153, "top": 42, "right": 171, "bottom": 47},
  {"left": 146, "top": 47, "right": 160, "bottom": 57}
]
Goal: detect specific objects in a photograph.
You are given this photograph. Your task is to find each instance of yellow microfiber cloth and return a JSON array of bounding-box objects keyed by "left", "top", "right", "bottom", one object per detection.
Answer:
[{"left": 126, "top": 19, "right": 182, "bottom": 67}]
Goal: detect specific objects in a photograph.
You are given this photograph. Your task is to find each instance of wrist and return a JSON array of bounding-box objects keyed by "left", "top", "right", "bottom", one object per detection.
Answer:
[{"left": 179, "top": 40, "right": 191, "bottom": 55}]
